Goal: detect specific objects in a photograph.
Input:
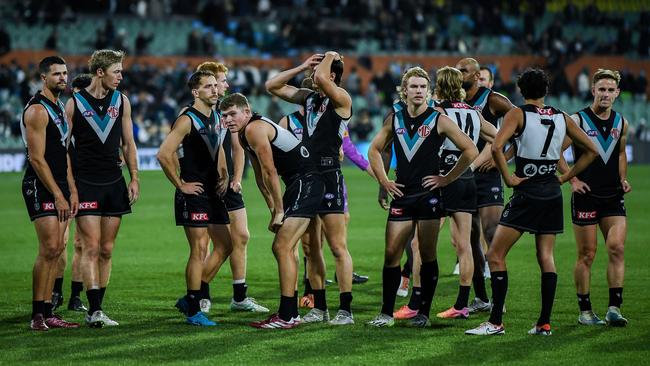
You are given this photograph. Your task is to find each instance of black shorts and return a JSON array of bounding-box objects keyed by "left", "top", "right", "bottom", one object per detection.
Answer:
[
  {"left": 317, "top": 169, "right": 345, "bottom": 215},
  {"left": 76, "top": 177, "right": 131, "bottom": 217},
  {"left": 223, "top": 188, "right": 245, "bottom": 211},
  {"left": 22, "top": 177, "right": 70, "bottom": 221},
  {"left": 499, "top": 193, "right": 563, "bottom": 234},
  {"left": 174, "top": 190, "right": 230, "bottom": 227},
  {"left": 388, "top": 191, "right": 443, "bottom": 222},
  {"left": 442, "top": 177, "right": 477, "bottom": 215},
  {"left": 284, "top": 173, "right": 325, "bottom": 219},
  {"left": 571, "top": 192, "right": 626, "bottom": 226},
  {"left": 475, "top": 171, "right": 504, "bottom": 208}
]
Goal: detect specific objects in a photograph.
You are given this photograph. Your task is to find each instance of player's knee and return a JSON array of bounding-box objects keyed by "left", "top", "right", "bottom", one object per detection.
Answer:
[
  {"left": 486, "top": 250, "right": 502, "bottom": 268},
  {"left": 99, "top": 246, "right": 113, "bottom": 261},
  {"left": 577, "top": 250, "right": 596, "bottom": 267},
  {"left": 42, "top": 240, "right": 63, "bottom": 261},
  {"left": 329, "top": 242, "right": 349, "bottom": 259},
  {"left": 607, "top": 241, "right": 625, "bottom": 261},
  {"left": 232, "top": 229, "right": 250, "bottom": 247}
]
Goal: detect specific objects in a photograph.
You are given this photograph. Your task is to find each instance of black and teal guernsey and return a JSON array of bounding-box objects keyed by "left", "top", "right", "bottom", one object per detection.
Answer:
[
  {"left": 573, "top": 107, "right": 624, "bottom": 197},
  {"left": 72, "top": 88, "right": 124, "bottom": 183},
  {"left": 177, "top": 106, "right": 221, "bottom": 190},
  {"left": 391, "top": 102, "right": 443, "bottom": 196},
  {"left": 286, "top": 110, "right": 306, "bottom": 141},
  {"left": 465, "top": 87, "right": 502, "bottom": 153},
  {"left": 301, "top": 92, "right": 350, "bottom": 170},
  {"left": 21, "top": 92, "right": 69, "bottom": 182},
  {"left": 438, "top": 100, "right": 481, "bottom": 176},
  {"left": 512, "top": 104, "right": 566, "bottom": 198},
  {"left": 240, "top": 113, "right": 315, "bottom": 185}
]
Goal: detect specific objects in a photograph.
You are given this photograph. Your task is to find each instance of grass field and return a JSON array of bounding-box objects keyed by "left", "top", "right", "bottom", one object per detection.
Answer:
[{"left": 1, "top": 166, "right": 649, "bottom": 365}]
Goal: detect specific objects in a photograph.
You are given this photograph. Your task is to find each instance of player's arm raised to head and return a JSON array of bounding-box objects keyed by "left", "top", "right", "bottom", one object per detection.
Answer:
[
  {"left": 437, "top": 114, "right": 478, "bottom": 183},
  {"left": 619, "top": 118, "right": 631, "bottom": 192},
  {"left": 157, "top": 115, "right": 191, "bottom": 189},
  {"left": 246, "top": 121, "right": 284, "bottom": 213},
  {"left": 265, "top": 54, "right": 323, "bottom": 105},
  {"left": 24, "top": 104, "right": 65, "bottom": 199},
  {"left": 368, "top": 112, "right": 395, "bottom": 186},
  {"left": 492, "top": 108, "right": 522, "bottom": 184},
  {"left": 559, "top": 112, "right": 598, "bottom": 184},
  {"left": 314, "top": 51, "right": 352, "bottom": 118},
  {"left": 488, "top": 91, "right": 515, "bottom": 117}
]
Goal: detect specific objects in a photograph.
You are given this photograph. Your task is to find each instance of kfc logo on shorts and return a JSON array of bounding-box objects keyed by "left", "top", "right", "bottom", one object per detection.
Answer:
[
  {"left": 42, "top": 202, "right": 55, "bottom": 211},
  {"left": 418, "top": 125, "right": 431, "bottom": 138},
  {"left": 107, "top": 106, "right": 119, "bottom": 119},
  {"left": 191, "top": 213, "right": 209, "bottom": 221},
  {"left": 611, "top": 128, "right": 620, "bottom": 139},
  {"left": 395, "top": 128, "right": 406, "bottom": 135},
  {"left": 83, "top": 110, "right": 95, "bottom": 117},
  {"left": 79, "top": 201, "right": 98, "bottom": 210},
  {"left": 577, "top": 211, "right": 597, "bottom": 219},
  {"left": 390, "top": 208, "right": 403, "bottom": 216}
]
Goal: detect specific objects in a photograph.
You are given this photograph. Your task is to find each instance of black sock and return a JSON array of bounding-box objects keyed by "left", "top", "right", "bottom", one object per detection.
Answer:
[
  {"left": 233, "top": 283, "right": 247, "bottom": 302},
  {"left": 53, "top": 277, "right": 63, "bottom": 294},
  {"left": 303, "top": 279, "right": 313, "bottom": 296},
  {"left": 489, "top": 271, "right": 507, "bottom": 325},
  {"left": 279, "top": 295, "right": 293, "bottom": 321},
  {"left": 419, "top": 260, "right": 439, "bottom": 318},
  {"left": 99, "top": 287, "right": 106, "bottom": 306},
  {"left": 313, "top": 289, "right": 327, "bottom": 311},
  {"left": 186, "top": 290, "right": 202, "bottom": 316},
  {"left": 577, "top": 293, "right": 592, "bottom": 312},
  {"left": 32, "top": 300, "right": 45, "bottom": 318},
  {"left": 609, "top": 287, "right": 623, "bottom": 308},
  {"left": 380, "top": 265, "right": 402, "bottom": 316},
  {"left": 86, "top": 289, "right": 102, "bottom": 315},
  {"left": 293, "top": 291, "right": 299, "bottom": 318},
  {"left": 339, "top": 292, "right": 352, "bottom": 313},
  {"left": 43, "top": 302, "right": 53, "bottom": 318},
  {"left": 200, "top": 281, "right": 211, "bottom": 300},
  {"left": 537, "top": 272, "right": 557, "bottom": 326},
  {"left": 71, "top": 281, "right": 83, "bottom": 298},
  {"left": 454, "top": 285, "right": 471, "bottom": 310},
  {"left": 408, "top": 287, "right": 422, "bottom": 310},
  {"left": 473, "top": 270, "right": 489, "bottom": 303}
]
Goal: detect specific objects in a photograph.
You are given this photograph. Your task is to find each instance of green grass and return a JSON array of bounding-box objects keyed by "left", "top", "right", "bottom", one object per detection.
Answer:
[{"left": 1, "top": 166, "right": 649, "bottom": 365}]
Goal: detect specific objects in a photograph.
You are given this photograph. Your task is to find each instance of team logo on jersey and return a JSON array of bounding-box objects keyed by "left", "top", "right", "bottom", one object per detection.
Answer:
[
  {"left": 325, "top": 193, "right": 335, "bottom": 200},
  {"left": 191, "top": 213, "right": 209, "bottom": 221},
  {"left": 418, "top": 125, "right": 431, "bottom": 138},
  {"left": 536, "top": 107, "right": 553, "bottom": 116},
  {"left": 444, "top": 155, "right": 458, "bottom": 165},
  {"left": 300, "top": 146, "right": 310, "bottom": 158},
  {"left": 53, "top": 117, "right": 62, "bottom": 125},
  {"left": 74, "top": 91, "right": 122, "bottom": 144},
  {"left": 611, "top": 128, "right": 620, "bottom": 139},
  {"left": 42, "top": 202, "right": 55, "bottom": 210},
  {"left": 452, "top": 102, "right": 468, "bottom": 109},
  {"left": 587, "top": 130, "right": 598, "bottom": 137},
  {"left": 395, "top": 128, "right": 406, "bottom": 135},
  {"left": 294, "top": 128, "right": 303, "bottom": 135},
  {"left": 83, "top": 110, "right": 95, "bottom": 117},
  {"left": 390, "top": 207, "right": 403, "bottom": 216},
  {"left": 79, "top": 201, "right": 98, "bottom": 210}
]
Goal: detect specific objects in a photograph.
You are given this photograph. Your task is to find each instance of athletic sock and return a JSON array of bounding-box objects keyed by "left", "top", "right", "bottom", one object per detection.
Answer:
[
  {"left": 186, "top": 290, "right": 202, "bottom": 316},
  {"left": 303, "top": 279, "right": 313, "bottom": 296},
  {"left": 609, "top": 287, "right": 623, "bottom": 308},
  {"left": 418, "top": 260, "right": 439, "bottom": 318},
  {"left": 71, "top": 281, "right": 83, "bottom": 298},
  {"left": 537, "top": 272, "right": 557, "bottom": 326},
  {"left": 408, "top": 287, "right": 422, "bottom": 310},
  {"left": 200, "top": 281, "right": 211, "bottom": 300},
  {"left": 339, "top": 292, "right": 352, "bottom": 313},
  {"left": 313, "top": 289, "right": 327, "bottom": 311},
  {"left": 43, "top": 302, "right": 53, "bottom": 318},
  {"left": 279, "top": 295, "right": 293, "bottom": 321},
  {"left": 233, "top": 280, "right": 247, "bottom": 302},
  {"left": 99, "top": 287, "right": 106, "bottom": 306},
  {"left": 489, "top": 271, "right": 507, "bottom": 325},
  {"left": 32, "top": 300, "right": 45, "bottom": 318},
  {"left": 86, "top": 289, "right": 102, "bottom": 315},
  {"left": 53, "top": 277, "right": 63, "bottom": 294},
  {"left": 292, "top": 291, "right": 299, "bottom": 318},
  {"left": 473, "top": 269, "right": 489, "bottom": 302},
  {"left": 577, "top": 293, "right": 592, "bottom": 312},
  {"left": 380, "top": 265, "right": 401, "bottom": 316},
  {"left": 454, "top": 285, "right": 471, "bottom": 310}
]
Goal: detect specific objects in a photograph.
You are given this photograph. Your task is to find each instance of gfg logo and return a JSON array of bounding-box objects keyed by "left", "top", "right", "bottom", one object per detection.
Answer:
[{"left": 523, "top": 163, "right": 557, "bottom": 177}]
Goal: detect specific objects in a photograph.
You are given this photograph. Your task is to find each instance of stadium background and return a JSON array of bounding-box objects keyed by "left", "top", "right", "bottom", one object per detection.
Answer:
[{"left": 0, "top": 1, "right": 649, "bottom": 365}]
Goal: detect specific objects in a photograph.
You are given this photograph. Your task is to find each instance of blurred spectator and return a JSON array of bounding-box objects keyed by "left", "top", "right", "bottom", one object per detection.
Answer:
[
  {"left": 187, "top": 30, "right": 203, "bottom": 55},
  {"left": 0, "top": 26, "right": 10, "bottom": 55},
  {"left": 576, "top": 68, "right": 590, "bottom": 101},
  {"left": 44, "top": 29, "right": 59, "bottom": 50},
  {"left": 135, "top": 32, "right": 154, "bottom": 56},
  {"left": 349, "top": 109, "right": 374, "bottom": 142}
]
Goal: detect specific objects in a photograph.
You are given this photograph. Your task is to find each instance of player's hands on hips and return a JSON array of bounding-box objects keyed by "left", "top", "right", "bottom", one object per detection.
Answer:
[
  {"left": 54, "top": 193, "right": 70, "bottom": 222},
  {"left": 268, "top": 210, "right": 284, "bottom": 233},
  {"left": 378, "top": 186, "right": 389, "bottom": 210},
  {"left": 422, "top": 175, "right": 450, "bottom": 190},
  {"left": 230, "top": 180, "right": 242, "bottom": 193},
  {"left": 568, "top": 177, "right": 590, "bottom": 194},
  {"left": 69, "top": 189, "right": 79, "bottom": 218},
  {"left": 302, "top": 54, "right": 324, "bottom": 71},
  {"left": 621, "top": 179, "right": 632, "bottom": 193},
  {"left": 380, "top": 179, "right": 404, "bottom": 199},
  {"left": 505, "top": 173, "right": 527, "bottom": 188},
  {"left": 216, "top": 177, "right": 228, "bottom": 197},
  {"left": 478, "top": 158, "right": 496, "bottom": 172},
  {"left": 180, "top": 182, "right": 203, "bottom": 195},
  {"left": 128, "top": 179, "right": 140, "bottom": 205}
]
